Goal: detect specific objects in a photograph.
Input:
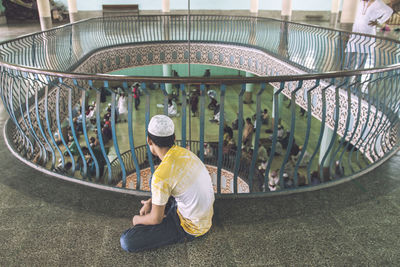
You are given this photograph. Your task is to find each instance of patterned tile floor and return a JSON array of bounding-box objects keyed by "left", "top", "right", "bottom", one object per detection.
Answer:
[{"left": 117, "top": 165, "right": 249, "bottom": 193}]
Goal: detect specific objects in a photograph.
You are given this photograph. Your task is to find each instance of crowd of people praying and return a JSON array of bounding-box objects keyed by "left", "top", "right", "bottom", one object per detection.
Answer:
[
  {"left": 53, "top": 83, "right": 143, "bottom": 178},
  {"left": 204, "top": 101, "right": 314, "bottom": 192},
  {"left": 48, "top": 68, "right": 344, "bottom": 192}
]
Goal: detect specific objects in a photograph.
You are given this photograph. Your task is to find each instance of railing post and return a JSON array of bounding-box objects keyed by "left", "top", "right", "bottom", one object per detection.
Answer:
[{"left": 216, "top": 84, "right": 226, "bottom": 194}]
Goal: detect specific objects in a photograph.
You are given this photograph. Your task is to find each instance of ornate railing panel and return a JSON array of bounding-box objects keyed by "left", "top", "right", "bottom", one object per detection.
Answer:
[{"left": 1, "top": 16, "right": 400, "bottom": 73}]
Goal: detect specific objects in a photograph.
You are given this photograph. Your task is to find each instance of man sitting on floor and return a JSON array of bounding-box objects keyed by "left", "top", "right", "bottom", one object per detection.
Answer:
[{"left": 120, "top": 115, "right": 215, "bottom": 252}]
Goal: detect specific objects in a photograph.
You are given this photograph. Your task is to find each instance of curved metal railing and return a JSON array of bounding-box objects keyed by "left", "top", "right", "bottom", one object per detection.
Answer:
[
  {"left": 1, "top": 16, "right": 400, "bottom": 72},
  {"left": 106, "top": 140, "right": 259, "bottom": 192},
  {"left": 0, "top": 15, "right": 399, "bottom": 196}
]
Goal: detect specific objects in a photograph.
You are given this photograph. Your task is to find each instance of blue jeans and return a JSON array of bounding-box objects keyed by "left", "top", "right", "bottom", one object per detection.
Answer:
[
  {"left": 120, "top": 198, "right": 195, "bottom": 252},
  {"left": 134, "top": 98, "right": 140, "bottom": 110}
]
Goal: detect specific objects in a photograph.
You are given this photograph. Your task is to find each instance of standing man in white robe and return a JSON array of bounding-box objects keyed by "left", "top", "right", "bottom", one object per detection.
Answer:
[
  {"left": 117, "top": 92, "right": 128, "bottom": 122},
  {"left": 345, "top": 0, "right": 393, "bottom": 70}
]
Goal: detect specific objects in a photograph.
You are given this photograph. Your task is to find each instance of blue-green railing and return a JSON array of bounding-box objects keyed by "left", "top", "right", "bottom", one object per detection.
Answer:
[
  {"left": 0, "top": 15, "right": 399, "bottom": 196},
  {"left": 1, "top": 16, "right": 399, "bottom": 76},
  {"left": 1, "top": 15, "right": 399, "bottom": 112}
]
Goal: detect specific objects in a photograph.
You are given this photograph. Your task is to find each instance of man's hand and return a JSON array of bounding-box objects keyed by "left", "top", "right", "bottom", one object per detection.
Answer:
[
  {"left": 369, "top": 15, "right": 383, "bottom": 27},
  {"left": 132, "top": 203, "right": 166, "bottom": 226},
  {"left": 368, "top": 19, "right": 379, "bottom": 26},
  {"left": 140, "top": 199, "right": 152, "bottom": 215},
  {"left": 132, "top": 215, "right": 139, "bottom": 226}
]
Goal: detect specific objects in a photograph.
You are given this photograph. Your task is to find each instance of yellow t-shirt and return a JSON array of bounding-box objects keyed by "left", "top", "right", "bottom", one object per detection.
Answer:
[{"left": 151, "top": 145, "right": 215, "bottom": 236}]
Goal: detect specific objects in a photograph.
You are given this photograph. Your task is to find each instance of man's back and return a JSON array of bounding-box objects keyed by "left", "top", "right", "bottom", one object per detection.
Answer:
[{"left": 151, "top": 145, "right": 215, "bottom": 236}]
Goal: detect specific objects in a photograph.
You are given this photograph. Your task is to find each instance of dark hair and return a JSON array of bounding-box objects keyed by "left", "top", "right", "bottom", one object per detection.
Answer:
[
  {"left": 65, "top": 162, "right": 72, "bottom": 170},
  {"left": 148, "top": 132, "right": 175, "bottom": 148},
  {"left": 81, "top": 146, "right": 89, "bottom": 155}
]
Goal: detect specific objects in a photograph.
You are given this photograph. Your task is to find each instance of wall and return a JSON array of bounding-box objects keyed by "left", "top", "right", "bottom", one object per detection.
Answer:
[
  {"left": 294, "top": 0, "right": 331, "bottom": 11},
  {"left": 267, "top": 0, "right": 331, "bottom": 11},
  {"left": 57, "top": 0, "right": 334, "bottom": 11},
  {"left": 110, "top": 64, "right": 245, "bottom": 77},
  {"left": 180, "top": 0, "right": 248, "bottom": 10}
]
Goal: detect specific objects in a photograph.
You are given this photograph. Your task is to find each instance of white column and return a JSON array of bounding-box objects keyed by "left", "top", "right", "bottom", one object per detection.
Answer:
[
  {"left": 278, "top": 20, "right": 289, "bottom": 57},
  {"left": 331, "top": 0, "right": 341, "bottom": 15},
  {"left": 162, "top": 0, "right": 170, "bottom": 13},
  {"left": 162, "top": 0, "right": 170, "bottom": 38},
  {"left": 68, "top": 0, "right": 78, "bottom": 23},
  {"left": 163, "top": 64, "right": 173, "bottom": 94},
  {"left": 330, "top": 0, "right": 341, "bottom": 26},
  {"left": 162, "top": 0, "right": 172, "bottom": 94},
  {"left": 319, "top": 126, "right": 334, "bottom": 167},
  {"left": 331, "top": 0, "right": 341, "bottom": 14},
  {"left": 37, "top": 0, "right": 52, "bottom": 30},
  {"left": 249, "top": 0, "right": 258, "bottom": 44},
  {"left": 249, "top": 0, "right": 259, "bottom": 46},
  {"left": 272, "top": 87, "right": 283, "bottom": 120},
  {"left": 340, "top": 0, "right": 358, "bottom": 30},
  {"left": 281, "top": 0, "right": 292, "bottom": 21},
  {"left": 250, "top": 0, "right": 259, "bottom": 14},
  {"left": 319, "top": 126, "right": 334, "bottom": 180},
  {"left": 244, "top": 72, "right": 254, "bottom": 104}
]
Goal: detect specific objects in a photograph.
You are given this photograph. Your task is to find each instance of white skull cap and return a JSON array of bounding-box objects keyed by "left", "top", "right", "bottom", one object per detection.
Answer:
[{"left": 148, "top": 115, "right": 175, "bottom": 137}]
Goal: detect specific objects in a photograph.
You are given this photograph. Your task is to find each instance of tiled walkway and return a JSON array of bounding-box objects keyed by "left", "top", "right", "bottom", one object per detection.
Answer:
[{"left": 1, "top": 21, "right": 400, "bottom": 266}]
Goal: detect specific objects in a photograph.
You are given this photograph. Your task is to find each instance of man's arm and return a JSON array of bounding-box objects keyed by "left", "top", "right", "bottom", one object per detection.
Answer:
[
  {"left": 139, "top": 198, "right": 152, "bottom": 215},
  {"left": 133, "top": 203, "right": 166, "bottom": 226},
  {"left": 377, "top": 5, "right": 394, "bottom": 24}
]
